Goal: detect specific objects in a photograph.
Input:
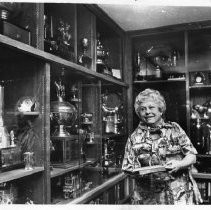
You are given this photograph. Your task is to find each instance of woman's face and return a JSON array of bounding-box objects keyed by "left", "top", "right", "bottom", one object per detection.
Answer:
[{"left": 138, "top": 101, "right": 163, "bottom": 126}]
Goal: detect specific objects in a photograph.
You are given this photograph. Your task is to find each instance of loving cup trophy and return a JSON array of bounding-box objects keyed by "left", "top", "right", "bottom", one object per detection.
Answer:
[
  {"left": 78, "top": 37, "right": 92, "bottom": 68},
  {"left": 50, "top": 71, "right": 77, "bottom": 137}
]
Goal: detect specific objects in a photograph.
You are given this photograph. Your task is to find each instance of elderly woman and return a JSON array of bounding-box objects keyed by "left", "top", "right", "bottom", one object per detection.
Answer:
[{"left": 122, "top": 88, "right": 202, "bottom": 205}]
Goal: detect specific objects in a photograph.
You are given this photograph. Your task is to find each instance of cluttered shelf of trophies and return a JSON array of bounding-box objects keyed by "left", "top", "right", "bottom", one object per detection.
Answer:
[
  {"left": 189, "top": 72, "right": 211, "bottom": 159},
  {"left": 50, "top": 70, "right": 91, "bottom": 170},
  {"left": 0, "top": 84, "right": 44, "bottom": 180},
  {"left": 51, "top": 167, "right": 121, "bottom": 205},
  {"left": 50, "top": 69, "right": 125, "bottom": 174},
  {"left": 0, "top": 3, "right": 125, "bottom": 88},
  {"left": 190, "top": 95, "right": 211, "bottom": 174},
  {"left": 44, "top": 5, "right": 122, "bottom": 81},
  {"left": 133, "top": 45, "right": 186, "bottom": 82}
]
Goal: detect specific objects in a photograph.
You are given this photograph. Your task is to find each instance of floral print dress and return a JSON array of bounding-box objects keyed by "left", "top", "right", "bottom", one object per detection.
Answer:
[{"left": 122, "top": 120, "right": 202, "bottom": 204}]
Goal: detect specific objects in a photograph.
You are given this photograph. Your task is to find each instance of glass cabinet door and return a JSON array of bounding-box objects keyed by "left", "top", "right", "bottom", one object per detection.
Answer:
[
  {"left": 132, "top": 31, "right": 185, "bottom": 81},
  {"left": 188, "top": 29, "right": 211, "bottom": 155},
  {"left": 44, "top": 3, "right": 76, "bottom": 62}
]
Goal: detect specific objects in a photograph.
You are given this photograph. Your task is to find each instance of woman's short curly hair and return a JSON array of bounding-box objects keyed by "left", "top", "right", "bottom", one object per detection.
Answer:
[{"left": 134, "top": 88, "right": 166, "bottom": 118}]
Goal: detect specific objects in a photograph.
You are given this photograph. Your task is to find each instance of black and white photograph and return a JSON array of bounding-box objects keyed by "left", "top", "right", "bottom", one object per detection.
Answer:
[{"left": 0, "top": 0, "right": 211, "bottom": 206}]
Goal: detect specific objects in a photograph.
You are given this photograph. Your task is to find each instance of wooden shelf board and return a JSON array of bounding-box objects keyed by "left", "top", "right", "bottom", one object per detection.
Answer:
[
  {"left": 189, "top": 69, "right": 211, "bottom": 73},
  {"left": 0, "top": 35, "right": 128, "bottom": 87},
  {"left": 0, "top": 167, "right": 44, "bottom": 183},
  {"left": 134, "top": 79, "right": 185, "bottom": 84},
  {"left": 50, "top": 159, "right": 96, "bottom": 178},
  {"left": 189, "top": 85, "right": 211, "bottom": 89},
  {"left": 192, "top": 172, "right": 211, "bottom": 180},
  {"left": 197, "top": 154, "right": 211, "bottom": 158}
]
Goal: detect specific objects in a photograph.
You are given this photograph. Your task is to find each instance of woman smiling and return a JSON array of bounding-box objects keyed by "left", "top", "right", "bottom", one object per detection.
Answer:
[{"left": 122, "top": 88, "right": 202, "bottom": 204}]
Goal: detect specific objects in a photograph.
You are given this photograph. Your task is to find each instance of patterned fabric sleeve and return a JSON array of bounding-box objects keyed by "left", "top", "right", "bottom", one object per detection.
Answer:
[
  {"left": 122, "top": 135, "right": 135, "bottom": 172},
  {"left": 171, "top": 122, "right": 198, "bottom": 156}
]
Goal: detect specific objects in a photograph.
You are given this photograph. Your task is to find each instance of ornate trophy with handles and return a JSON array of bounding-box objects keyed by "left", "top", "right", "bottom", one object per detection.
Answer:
[{"left": 50, "top": 69, "right": 77, "bottom": 137}]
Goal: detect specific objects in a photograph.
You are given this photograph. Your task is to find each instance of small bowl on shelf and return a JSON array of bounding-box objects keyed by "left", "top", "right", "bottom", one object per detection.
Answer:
[{"left": 15, "top": 96, "right": 40, "bottom": 116}]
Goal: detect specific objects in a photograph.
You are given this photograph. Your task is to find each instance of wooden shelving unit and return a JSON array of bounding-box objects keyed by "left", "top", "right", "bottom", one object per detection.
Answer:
[
  {"left": 4, "top": 2, "right": 211, "bottom": 205},
  {"left": 0, "top": 2, "right": 129, "bottom": 204}
]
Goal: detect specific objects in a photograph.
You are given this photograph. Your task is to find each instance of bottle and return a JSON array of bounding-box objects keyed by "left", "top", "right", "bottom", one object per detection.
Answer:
[
  {"left": 155, "top": 65, "right": 161, "bottom": 79},
  {"left": 135, "top": 52, "right": 146, "bottom": 80}
]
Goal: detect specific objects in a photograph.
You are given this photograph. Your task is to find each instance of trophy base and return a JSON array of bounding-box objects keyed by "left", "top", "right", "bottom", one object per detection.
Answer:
[{"left": 52, "top": 127, "right": 71, "bottom": 138}]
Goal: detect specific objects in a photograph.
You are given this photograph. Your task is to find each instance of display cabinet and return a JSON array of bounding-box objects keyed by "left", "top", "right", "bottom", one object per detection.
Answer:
[
  {"left": 132, "top": 31, "right": 187, "bottom": 131},
  {"left": 0, "top": 2, "right": 129, "bottom": 204},
  {"left": 95, "top": 12, "right": 123, "bottom": 80},
  {"left": 44, "top": 3, "right": 76, "bottom": 62},
  {"left": 186, "top": 29, "right": 211, "bottom": 203},
  {"left": 101, "top": 82, "right": 127, "bottom": 170},
  {"left": 132, "top": 31, "right": 186, "bottom": 82},
  {"left": 188, "top": 28, "right": 211, "bottom": 156},
  {"left": 77, "top": 4, "right": 95, "bottom": 70},
  {"left": 0, "top": 38, "right": 47, "bottom": 203}
]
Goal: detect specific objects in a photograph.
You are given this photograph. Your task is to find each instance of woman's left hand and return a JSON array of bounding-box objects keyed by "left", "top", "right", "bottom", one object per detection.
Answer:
[
  {"left": 165, "top": 154, "right": 196, "bottom": 174},
  {"left": 165, "top": 160, "right": 183, "bottom": 173}
]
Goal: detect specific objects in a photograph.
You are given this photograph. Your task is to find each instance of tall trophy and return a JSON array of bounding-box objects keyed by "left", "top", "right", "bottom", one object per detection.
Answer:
[
  {"left": 50, "top": 70, "right": 77, "bottom": 137},
  {"left": 102, "top": 92, "right": 123, "bottom": 134},
  {"left": 78, "top": 37, "right": 92, "bottom": 68},
  {"left": 96, "top": 33, "right": 112, "bottom": 76}
]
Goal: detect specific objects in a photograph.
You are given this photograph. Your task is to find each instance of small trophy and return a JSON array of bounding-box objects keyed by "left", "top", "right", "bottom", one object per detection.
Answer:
[
  {"left": 81, "top": 38, "right": 89, "bottom": 55},
  {"left": 70, "top": 84, "right": 81, "bottom": 103},
  {"left": 96, "top": 33, "right": 108, "bottom": 65},
  {"left": 78, "top": 37, "right": 92, "bottom": 68}
]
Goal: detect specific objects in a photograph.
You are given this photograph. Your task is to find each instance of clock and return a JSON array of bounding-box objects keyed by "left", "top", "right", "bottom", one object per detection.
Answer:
[{"left": 193, "top": 72, "right": 205, "bottom": 85}]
